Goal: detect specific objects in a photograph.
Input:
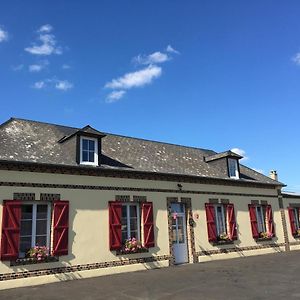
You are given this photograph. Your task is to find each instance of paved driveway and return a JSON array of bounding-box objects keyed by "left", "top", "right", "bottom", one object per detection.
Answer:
[{"left": 1, "top": 251, "right": 300, "bottom": 299}]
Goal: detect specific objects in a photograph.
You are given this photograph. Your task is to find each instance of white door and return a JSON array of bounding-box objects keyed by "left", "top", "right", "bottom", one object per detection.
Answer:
[{"left": 171, "top": 203, "right": 188, "bottom": 264}]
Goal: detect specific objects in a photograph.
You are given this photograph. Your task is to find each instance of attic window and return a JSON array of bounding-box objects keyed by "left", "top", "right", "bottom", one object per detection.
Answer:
[
  {"left": 80, "top": 136, "right": 98, "bottom": 166},
  {"left": 228, "top": 158, "right": 239, "bottom": 179}
]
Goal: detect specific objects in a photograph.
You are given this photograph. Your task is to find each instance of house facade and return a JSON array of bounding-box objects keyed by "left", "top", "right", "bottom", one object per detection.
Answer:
[{"left": 0, "top": 118, "right": 298, "bottom": 289}]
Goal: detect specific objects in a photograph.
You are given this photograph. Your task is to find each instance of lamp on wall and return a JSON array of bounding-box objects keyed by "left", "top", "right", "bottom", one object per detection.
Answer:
[{"left": 177, "top": 183, "right": 183, "bottom": 191}]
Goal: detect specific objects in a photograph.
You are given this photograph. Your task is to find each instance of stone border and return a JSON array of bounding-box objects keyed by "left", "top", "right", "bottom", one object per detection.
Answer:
[
  {"left": 196, "top": 242, "right": 286, "bottom": 256},
  {"left": 166, "top": 197, "right": 196, "bottom": 265},
  {"left": 0, "top": 181, "right": 278, "bottom": 198},
  {"left": 0, "top": 255, "right": 171, "bottom": 282}
]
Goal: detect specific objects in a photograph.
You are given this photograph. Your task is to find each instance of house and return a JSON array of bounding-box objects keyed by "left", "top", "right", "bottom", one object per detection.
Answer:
[{"left": 0, "top": 117, "right": 298, "bottom": 289}]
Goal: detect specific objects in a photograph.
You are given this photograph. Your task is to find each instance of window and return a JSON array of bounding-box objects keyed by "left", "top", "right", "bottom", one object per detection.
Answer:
[
  {"left": 80, "top": 136, "right": 98, "bottom": 165},
  {"left": 205, "top": 202, "right": 237, "bottom": 242},
  {"left": 288, "top": 207, "right": 300, "bottom": 236},
  {"left": 248, "top": 204, "right": 274, "bottom": 239},
  {"left": 121, "top": 203, "right": 141, "bottom": 243},
  {"left": 228, "top": 158, "right": 239, "bottom": 178},
  {"left": 19, "top": 203, "right": 51, "bottom": 258},
  {"left": 256, "top": 205, "right": 267, "bottom": 233}
]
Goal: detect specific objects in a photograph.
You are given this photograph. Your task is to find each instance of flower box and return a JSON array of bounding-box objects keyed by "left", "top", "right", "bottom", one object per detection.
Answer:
[
  {"left": 11, "top": 256, "right": 58, "bottom": 266},
  {"left": 116, "top": 238, "right": 148, "bottom": 255}
]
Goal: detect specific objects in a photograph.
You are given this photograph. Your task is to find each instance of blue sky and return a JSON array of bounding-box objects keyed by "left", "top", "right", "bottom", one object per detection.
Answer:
[{"left": 0, "top": 1, "right": 299, "bottom": 192}]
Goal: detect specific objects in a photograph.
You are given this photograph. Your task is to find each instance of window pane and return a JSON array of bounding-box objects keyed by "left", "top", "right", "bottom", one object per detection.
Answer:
[
  {"left": 82, "top": 150, "right": 88, "bottom": 161},
  {"left": 89, "top": 140, "right": 95, "bottom": 151},
  {"left": 130, "top": 231, "right": 138, "bottom": 239},
  {"left": 21, "top": 205, "right": 32, "bottom": 220},
  {"left": 20, "top": 220, "right": 32, "bottom": 236},
  {"left": 228, "top": 159, "right": 238, "bottom": 177},
  {"left": 122, "top": 206, "right": 127, "bottom": 218},
  {"left": 171, "top": 203, "right": 184, "bottom": 214},
  {"left": 172, "top": 226, "right": 177, "bottom": 244},
  {"left": 130, "top": 205, "right": 137, "bottom": 218},
  {"left": 88, "top": 151, "right": 95, "bottom": 162},
  {"left": 82, "top": 139, "right": 88, "bottom": 150},
  {"left": 20, "top": 237, "right": 32, "bottom": 256},
  {"left": 37, "top": 205, "right": 48, "bottom": 219},
  {"left": 130, "top": 218, "right": 138, "bottom": 231},
  {"left": 36, "top": 220, "right": 47, "bottom": 235},
  {"left": 35, "top": 235, "right": 47, "bottom": 247},
  {"left": 122, "top": 231, "right": 128, "bottom": 243}
]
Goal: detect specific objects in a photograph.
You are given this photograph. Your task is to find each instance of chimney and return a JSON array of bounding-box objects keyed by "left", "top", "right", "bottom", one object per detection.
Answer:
[{"left": 269, "top": 170, "right": 278, "bottom": 181}]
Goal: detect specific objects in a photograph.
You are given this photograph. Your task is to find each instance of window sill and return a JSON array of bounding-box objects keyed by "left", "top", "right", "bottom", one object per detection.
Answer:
[
  {"left": 255, "top": 237, "right": 273, "bottom": 242},
  {"left": 293, "top": 234, "right": 300, "bottom": 239},
  {"left": 10, "top": 256, "right": 59, "bottom": 266},
  {"left": 212, "top": 240, "right": 234, "bottom": 246},
  {"left": 116, "top": 248, "right": 149, "bottom": 256}
]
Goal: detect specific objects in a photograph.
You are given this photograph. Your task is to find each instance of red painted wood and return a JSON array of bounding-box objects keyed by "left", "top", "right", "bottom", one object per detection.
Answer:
[
  {"left": 109, "top": 202, "right": 122, "bottom": 250},
  {"left": 226, "top": 203, "right": 237, "bottom": 240},
  {"left": 205, "top": 203, "right": 217, "bottom": 242},
  {"left": 0, "top": 200, "right": 21, "bottom": 261},
  {"left": 266, "top": 205, "right": 275, "bottom": 236},
  {"left": 288, "top": 207, "right": 297, "bottom": 236},
  {"left": 142, "top": 202, "right": 155, "bottom": 248},
  {"left": 248, "top": 204, "right": 259, "bottom": 238},
  {"left": 53, "top": 201, "right": 69, "bottom": 256}
]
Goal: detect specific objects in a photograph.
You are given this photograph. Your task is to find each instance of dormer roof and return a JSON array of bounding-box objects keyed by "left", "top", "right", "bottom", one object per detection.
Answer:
[{"left": 205, "top": 150, "right": 243, "bottom": 162}]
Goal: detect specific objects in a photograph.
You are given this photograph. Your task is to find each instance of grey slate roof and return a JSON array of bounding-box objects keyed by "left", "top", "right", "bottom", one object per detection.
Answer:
[{"left": 0, "top": 118, "right": 283, "bottom": 186}]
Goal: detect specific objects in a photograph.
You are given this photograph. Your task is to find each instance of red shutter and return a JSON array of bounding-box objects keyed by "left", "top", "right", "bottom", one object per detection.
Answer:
[
  {"left": 109, "top": 202, "right": 122, "bottom": 250},
  {"left": 205, "top": 203, "right": 217, "bottom": 242},
  {"left": 226, "top": 203, "right": 237, "bottom": 240},
  {"left": 1, "top": 200, "right": 21, "bottom": 261},
  {"left": 266, "top": 205, "right": 275, "bottom": 237},
  {"left": 52, "top": 200, "right": 69, "bottom": 256},
  {"left": 288, "top": 207, "right": 297, "bottom": 236},
  {"left": 142, "top": 202, "right": 155, "bottom": 248},
  {"left": 248, "top": 204, "right": 259, "bottom": 238}
]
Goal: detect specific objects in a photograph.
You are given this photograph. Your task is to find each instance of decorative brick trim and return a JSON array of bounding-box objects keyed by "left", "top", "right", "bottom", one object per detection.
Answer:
[
  {"left": 115, "top": 195, "right": 130, "bottom": 202},
  {"left": 133, "top": 196, "right": 147, "bottom": 203},
  {"left": 0, "top": 181, "right": 278, "bottom": 198},
  {"left": 0, "top": 160, "right": 280, "bottom": 190},
  {"left": 289, "top": 241, "right": 300, "bottom": 246},
  {"left": 196, "top": 242, "right": 286, "bottom": 256},
  {"left": 13, "top": 193, "right": 35, "bottom": 201},
  {"left": 40, "top": 193, "right": 60, "bottom": 201},
  {"left": 0, "top": 255, "right": 171, "bottom": 282},
  {"left": 166, "top": 197, "right": 196, "bottom": 265}
]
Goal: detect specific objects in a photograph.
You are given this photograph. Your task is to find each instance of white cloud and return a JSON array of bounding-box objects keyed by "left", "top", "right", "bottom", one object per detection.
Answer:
[
  {"left": 62, "top": 64, "right": 71, "bottom": 69},
  {"left": 25, "top": 25, "right": 62, "bottom": 56},
  {"left": 28, "top": 60, "right": 48, "bottom": 72},
  {"left": 0, "top": 26, "right": 8, "bottom": 42},
  {"left": 11, "top": 64, "right": 24, "bottom": 71},
  {"left": 133, "top": 51, "right": 170, "bottom": 65},
  {"left": 32, "top": 78, "right": 73, "bottom": 91},
  {"left": 55, "top": 80, "right": 73, "bottom": 91},
  {"left": 38, "top": 24, "right": 53, "bottom": 33},
  {"left": 32, "top": 81, "right": 46, "bottom": 89},
  {"left": 106, "top": 90, "right": 126, "bottom": 103},
  {"left": 231, "top": 148, "right": 249, "bottom": 161},
  {"left": 105, "top": 65, "right": 162, "bottom": 90},
  {"left": 166, "top": 45, "right": 180, "bottom": 54}
]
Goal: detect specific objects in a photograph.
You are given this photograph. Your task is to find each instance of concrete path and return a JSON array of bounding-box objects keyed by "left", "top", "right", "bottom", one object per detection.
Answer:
[{"left": 1, "top": 251, "right": 300, "bottom": 299}]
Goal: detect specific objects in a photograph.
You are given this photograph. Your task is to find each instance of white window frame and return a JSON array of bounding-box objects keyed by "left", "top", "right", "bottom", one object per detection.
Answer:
[
  {"left": 228, "top": 158, "right": 239, "bottom": 179},
  {"left": 80, "top": 136, "right": 98, "bottom": 166},
  {"left": 255, "top": 205, "right": 266, "bottom": 233},
  {"left": 214, "top": 204, "right": 227, "bottom": 236},
  {"left": 19, "top": 202, "right": 51, "bottom": 258},
  {"left": 121, "top": 203, "right": 141, "bottom": 242}
]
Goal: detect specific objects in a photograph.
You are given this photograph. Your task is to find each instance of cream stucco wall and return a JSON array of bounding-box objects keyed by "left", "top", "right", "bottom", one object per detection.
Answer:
[{"left": 0, "top": 169, "right": 287, "bottom": 288}]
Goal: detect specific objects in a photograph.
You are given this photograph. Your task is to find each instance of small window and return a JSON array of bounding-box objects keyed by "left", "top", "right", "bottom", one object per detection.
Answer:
[
  {"left": 19, "top": 203, "right": 51, "bottom": 258},
  {"left": 256, "top": 205, "right": 267, "bottom": 233},
  {"left": 228, "top": 158, "right": 239, "bottom": 178},
  {"left": 80, "top": 136, "right": 98, "bottom": 165},
  {"left": 293, "top": 208, "right": 300, "bottom": 230},
  {"left": 121, "top": 203, "right": 141, "bottom": 243}
]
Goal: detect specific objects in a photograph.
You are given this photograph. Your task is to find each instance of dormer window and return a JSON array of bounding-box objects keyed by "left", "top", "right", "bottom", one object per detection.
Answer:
[
  {"left": 80, "top": 136, "right": 98, "bottom": 165},
  {"left": 228, "top": 158, "right": 239, "bottom": 179}
]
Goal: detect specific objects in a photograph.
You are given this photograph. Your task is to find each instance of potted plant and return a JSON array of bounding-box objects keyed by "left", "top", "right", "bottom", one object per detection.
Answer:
[
  {"left": 122, "top": 237, "right": 147, "bottom": 254},
  {"left": 259, "top": 231, "right": 273, "bottom": 239},
  {"left": 27, "top": 246, "right": 49, "bottom": 262}
]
